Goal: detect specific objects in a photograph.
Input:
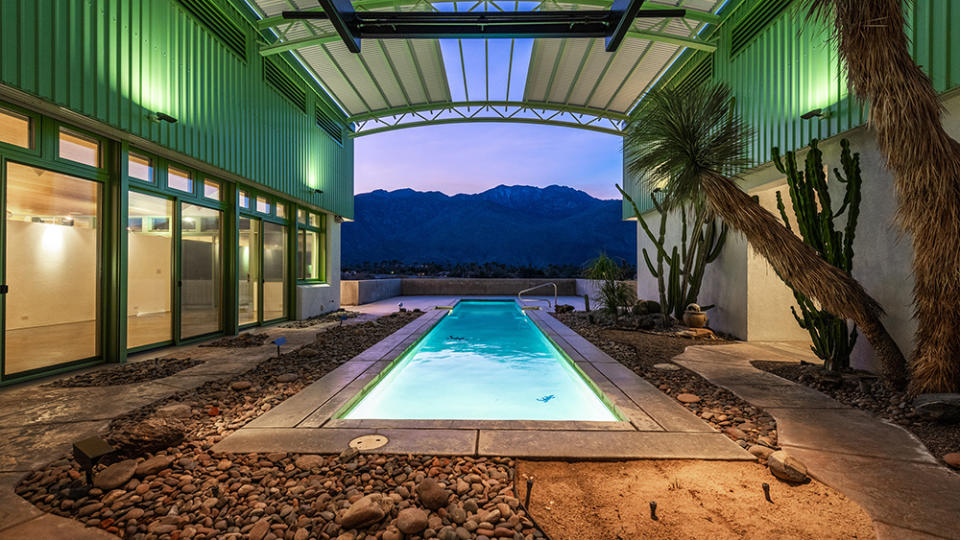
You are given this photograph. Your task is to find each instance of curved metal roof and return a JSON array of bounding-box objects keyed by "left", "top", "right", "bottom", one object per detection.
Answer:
[{"left": 247, "top": 0, "right": 723, "bottom": 135}]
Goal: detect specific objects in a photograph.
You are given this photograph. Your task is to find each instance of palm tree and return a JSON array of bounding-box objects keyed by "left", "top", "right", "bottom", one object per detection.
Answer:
[
  {"left": 623, "top": 83, "right": 907, "bottom": 388},
  {"left": 805, "top": 1, "right": 960, "bottom": 393}
]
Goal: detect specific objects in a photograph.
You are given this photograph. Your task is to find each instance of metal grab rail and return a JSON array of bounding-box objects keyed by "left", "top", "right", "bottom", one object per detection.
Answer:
[{"left": 517, "top": 282, "right": 558, "bottom": 309}]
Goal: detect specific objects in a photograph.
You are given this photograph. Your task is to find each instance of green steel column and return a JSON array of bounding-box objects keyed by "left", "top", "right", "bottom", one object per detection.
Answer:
[
  {"left": 104, "top": 139, "right": 129, "bottom": 363},
  {"left": 288, "top": 205, "right": 300, "bottom": 320},
  {"left": 224, "top": 182, "right": 239, "bottom": 335}
]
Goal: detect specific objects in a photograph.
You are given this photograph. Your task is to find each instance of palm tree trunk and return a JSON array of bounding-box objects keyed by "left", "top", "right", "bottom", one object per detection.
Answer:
[
  {"left": 809, "top": 0, "right": 960, "bottom": 393},
  {"left": 700, "top": 171, "right": 908, "bottom": 387}
]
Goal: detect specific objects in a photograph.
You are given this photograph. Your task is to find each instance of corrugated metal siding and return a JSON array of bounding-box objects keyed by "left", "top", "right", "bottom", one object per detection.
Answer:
[
  {"left": 0, "top": 0, "right": 353, "bottom": 218},
  {"left": 624, "top": 0, "right": 960, "bottom": 219}
]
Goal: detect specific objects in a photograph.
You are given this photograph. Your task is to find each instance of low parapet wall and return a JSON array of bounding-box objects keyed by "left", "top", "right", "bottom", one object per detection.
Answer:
[{"left": 341, "top": 278, "right": 637, "bottom": 306}]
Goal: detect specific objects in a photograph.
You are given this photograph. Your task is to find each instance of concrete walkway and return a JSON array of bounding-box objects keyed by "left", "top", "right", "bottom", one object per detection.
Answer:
[
  {"left": 674, "top": 342, "right": 960, "bottom": 540},
  {"left": 0, "top": 321, "right": 333, "bottom": 539}
]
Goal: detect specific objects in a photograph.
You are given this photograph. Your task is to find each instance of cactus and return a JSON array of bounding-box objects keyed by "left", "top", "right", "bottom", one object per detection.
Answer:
[
  {"left": 621, "top": 186, "right": 727, "bottom": 321},
  {"left": 772, "top": 139, "right": 861, "bottom": 372}
]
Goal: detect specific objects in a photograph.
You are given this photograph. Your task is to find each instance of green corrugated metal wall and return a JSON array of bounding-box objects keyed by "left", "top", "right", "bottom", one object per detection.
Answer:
[
  {"left": 624, "top": 0, "right": 960, "bottom": 219},
  {"left": 0, "top": 0, "right": 354, "bottom": 218}
]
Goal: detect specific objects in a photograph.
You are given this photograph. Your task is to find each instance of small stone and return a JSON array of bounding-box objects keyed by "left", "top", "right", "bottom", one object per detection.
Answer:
[
  {"left": 249, "top": 519, "right": 270, "bottom": 540},
  {"left": 768, "top": 451, "right": 809, "bottom": 483},
  {"left": 94, "top": 460, "right": 138, "bottom": 490},
  {"left": 748, "top": 445, "right": 775, "bottom": 460},
  {"left": 383, "top": 527, "right": 403, "bottom": 540},
  {"left": 135, "top": 455, "right": 175, "bottom": 477},
  {"left": 417, "top": 477, "right": 449, "bottom": 510},
  {"left": 723, "top": 426, "right": 747, "bottom": 440},
  {"left": 340, "top": 493, "right": 392, "bottom": 529},
  {"left": 277, "top": 373, "right": 298, "bottom": 383},
  {"left": 216, "top": 459, "right": 232, "bottom": 471},
  {"left": 295, "top": 455, "right": 326, "bottom": 470},
  {"left": 230, "top": 381, "right": 252, "bottom": 391},
  {"left": 339, "top": 447, "right": 360, "bottom": 463},
  {"left": 943, "top": 453, "right": 960, "bottom": 469},
  {"left": 397, "top": 507, "right": 429, "bottom": 534},
  {"left": 653, "top": 363, "right": 680, "bottom": 371},
  {"left": 676, "top": 393, "right": 700, "bottom": 404},
  {"left": 156, "top": 403, "right": 192, "bottom": 418}
]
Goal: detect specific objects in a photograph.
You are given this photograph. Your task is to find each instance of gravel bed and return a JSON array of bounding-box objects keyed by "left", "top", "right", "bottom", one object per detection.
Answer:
[
  {"left": 753, "top": 360, "right": 960, "bottom": 467},
  {"left": 280, "top": 310, "right": 362, "bottom": 329},
  {"left": 555, "top": 312, "right": 780, "bottom": 455},
  {"left": 18, "top": 311, "right": 547, "bottom": 539},
  {"left": 200, "top": 333, "right": 270, "bottom": 348},
  {"left": 45, "top": 358, "right": 204, "bottom": 388}
]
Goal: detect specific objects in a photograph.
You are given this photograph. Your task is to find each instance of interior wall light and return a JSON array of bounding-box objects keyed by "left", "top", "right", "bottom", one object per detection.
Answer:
[
  {"left": 800, "top": 108, "right": 824, "bottom": 120},
  {"left": 148, "top": 111, "right": 178, "bottom": 124}
]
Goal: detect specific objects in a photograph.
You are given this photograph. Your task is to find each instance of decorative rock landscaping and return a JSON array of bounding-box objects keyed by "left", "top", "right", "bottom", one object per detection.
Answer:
[
  {"left": 200, "top": 333, "right": 271, "bottom": 348},
  {"left": 45, "top": 358, "right": 204, "bottom": 388}
]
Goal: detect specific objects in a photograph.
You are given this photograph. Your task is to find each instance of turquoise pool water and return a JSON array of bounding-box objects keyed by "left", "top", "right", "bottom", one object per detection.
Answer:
[{"left": 340, "top": 300, "right": 620, "bottom": 421}]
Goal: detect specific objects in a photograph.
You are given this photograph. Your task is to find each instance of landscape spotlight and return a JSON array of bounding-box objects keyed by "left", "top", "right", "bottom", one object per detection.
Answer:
[
  {"left": 148, "top": 111, "right": 178, "bottom": 124},
  {"left": 800, "top": 108, "right": 823, "bottom": 120}
]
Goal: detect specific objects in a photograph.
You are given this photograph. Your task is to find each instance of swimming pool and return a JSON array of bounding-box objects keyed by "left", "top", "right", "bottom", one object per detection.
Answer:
[{"left": 338, "top": 300, "right": 620, "bottom": 421}]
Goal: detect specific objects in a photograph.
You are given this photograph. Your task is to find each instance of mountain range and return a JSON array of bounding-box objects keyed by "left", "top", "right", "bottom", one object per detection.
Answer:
[{"left": 341, "top": 184, "right": 636, "bottom": 267}]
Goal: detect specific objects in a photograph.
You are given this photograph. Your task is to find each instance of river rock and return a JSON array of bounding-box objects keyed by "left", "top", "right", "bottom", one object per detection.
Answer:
[
  {"left": 676, "top": 393, "right": 701, "bottom": 404},
  {"left": 417, "top": 477, "right": 449, "bottom": 510},
  {"left": 230, "top": 381, "right": 252, "bottom": 391},
  {"left": 94, "top": 460, "right": 138, "bottom": 490},
  {"left": 768, "top": 451, "right": 809, "bottom": 483},
  {"left": 943, "top": 452, "right": 960, "bottom": 469},
  {"left": 653, "top": 363, "right": 680, "bottom": 371},
  {"left": 156, "top": 403, "right": 192, "bottom": 418},
  {"left": 249, "top": 519, "right": 270, "bottom": 540},
  {"left": 276, "top": 373, "right": 298, "bottom": 383},
  {"left": 340, "top": 493, "right": 392, "bottom": 529},
  {"left": 396, "top": 507, "right": 429, "bottom": 534},
  {"left": 135, "top": 455, "right": 175, "bottom": 477},
  {"left": 913, "top": 393, "right": 960, "bottom": 423},
  {"left": 296, "top": 455, "right": 326, "bottom": 470},
  {"left": 748, "top": 445, "right": 775, "bottom": 460}
]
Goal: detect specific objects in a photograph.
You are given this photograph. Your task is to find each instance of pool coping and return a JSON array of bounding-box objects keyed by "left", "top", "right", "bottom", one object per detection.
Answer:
[{"left": 212, "top": 302, "right": 753, "bottom": 460}]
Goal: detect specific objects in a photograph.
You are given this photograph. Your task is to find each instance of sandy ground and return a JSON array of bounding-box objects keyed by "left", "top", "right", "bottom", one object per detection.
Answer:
[{"left": 517, "top": 460, "right": 874, "bottom": 540}]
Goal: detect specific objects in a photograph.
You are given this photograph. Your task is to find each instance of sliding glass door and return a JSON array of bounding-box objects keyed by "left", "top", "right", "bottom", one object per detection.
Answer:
[
  {"left": 180, "top": 203, "right": 222, "bottom": 339},
  {"left": 262, "top": 221, "right": 286, "bottom": 322},
  {"left": 3, "top": 162, "right": 101, "bottom": 376},
  {"left": 238, "top": 218, "right": 260, "bottom": 326}
]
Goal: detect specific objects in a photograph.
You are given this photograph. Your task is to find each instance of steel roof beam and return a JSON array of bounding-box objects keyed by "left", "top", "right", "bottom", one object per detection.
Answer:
[
  {"left": 347, "top": 100, "right": 630, "bottom": 122},
  {"left": 309, "top": 0, "right": 360, "bottom": 52},
  {"left": 605, "top": 0, "right": 646, "bottom": 52}
]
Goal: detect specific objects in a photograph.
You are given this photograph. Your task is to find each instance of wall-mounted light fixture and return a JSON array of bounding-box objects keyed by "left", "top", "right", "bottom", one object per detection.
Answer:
[
  {"left": 313, "top": 188, "right": 324, "bottom": 194},
  {"left": 148, "top": 111, "right": 178, "bottom": 124},
  {"left": 800, "top": 108, "right": 824, "bottom": 120}
]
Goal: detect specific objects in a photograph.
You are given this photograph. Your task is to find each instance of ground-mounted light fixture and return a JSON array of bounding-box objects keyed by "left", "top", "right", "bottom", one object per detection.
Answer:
[
  {"left": 800, "top": 108, "right": 824, "bottom": 120},
  {"left": 73, "top": 436, "right": 115, "bottom": 485},
  {"left": 148, "top": 111, "right": 178, "bottom": 124}
]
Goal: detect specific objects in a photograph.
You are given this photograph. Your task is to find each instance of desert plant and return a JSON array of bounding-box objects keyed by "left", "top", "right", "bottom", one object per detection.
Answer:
[
  {"left": 773, "top": 138, "right": 861, "bottom": 372},
  {"left": 623, "top": 82, "right": 906, "bottom": 388},
  {"left": 584, "top": 254, "right": 633, "bottom": 320},
  {"left": 805, "top": 0, "right": 960, "bottom": 392},
  {"left": 621, "top": 187, "right": 727, "bottom": 320}
]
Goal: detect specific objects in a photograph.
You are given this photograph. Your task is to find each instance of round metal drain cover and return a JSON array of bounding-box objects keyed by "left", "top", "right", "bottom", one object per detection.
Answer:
[{"left": 349, "top": 435, "right": 389, "bottom": 450}]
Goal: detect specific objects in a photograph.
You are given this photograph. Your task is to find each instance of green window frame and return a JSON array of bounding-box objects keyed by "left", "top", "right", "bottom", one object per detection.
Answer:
[{"left": 296, "top": 211, "right": 325, "bottom": 282}]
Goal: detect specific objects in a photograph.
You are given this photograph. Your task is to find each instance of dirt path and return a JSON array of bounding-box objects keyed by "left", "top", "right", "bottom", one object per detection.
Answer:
[{"left": 518, "top": 460, "right": 874, "bottom": 540}]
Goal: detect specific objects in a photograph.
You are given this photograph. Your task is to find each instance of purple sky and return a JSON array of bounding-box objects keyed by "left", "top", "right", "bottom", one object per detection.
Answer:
[{"left": 354, "top": 122, "right": 624, "bottom": 200}]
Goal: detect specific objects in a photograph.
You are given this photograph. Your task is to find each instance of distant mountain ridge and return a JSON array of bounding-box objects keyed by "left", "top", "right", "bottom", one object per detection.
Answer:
[{"left": 341, "top": 184, "right": 635, "bottom": 267}]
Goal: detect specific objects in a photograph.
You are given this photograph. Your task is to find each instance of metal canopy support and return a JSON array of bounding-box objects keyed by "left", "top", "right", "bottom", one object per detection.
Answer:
[
  {"left": 280, "top": 9, "right": 684, "bottom": 49},
  {"left": 605, "top": 0, "right": 645, "bottom": 52},
  {"left": 310, "top": 0, "right": 361, "bottom": 52}
]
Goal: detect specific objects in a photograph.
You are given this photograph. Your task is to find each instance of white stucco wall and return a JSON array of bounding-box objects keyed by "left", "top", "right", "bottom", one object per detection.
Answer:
[
  {"left": 297, "top": 214, "right": 342, "bottom": 319},
  {"left": 633, "top": 88, "right": 960, "bottom": 372}
]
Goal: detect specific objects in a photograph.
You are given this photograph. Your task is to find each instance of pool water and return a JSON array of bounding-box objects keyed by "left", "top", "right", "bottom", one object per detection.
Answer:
[{"left": 339, "top": 300, "right": 620, "bottom": 421}]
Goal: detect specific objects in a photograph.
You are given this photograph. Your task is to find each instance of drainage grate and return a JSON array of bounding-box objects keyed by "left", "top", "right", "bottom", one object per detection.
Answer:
[{"left": 349, "top": 435, "right": 389, "bottom": 450}]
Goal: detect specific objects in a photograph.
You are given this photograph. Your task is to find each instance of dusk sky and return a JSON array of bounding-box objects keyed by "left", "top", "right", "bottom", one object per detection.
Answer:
[{"left": 354, "top": 123, "right": 624, "bottom": 200}]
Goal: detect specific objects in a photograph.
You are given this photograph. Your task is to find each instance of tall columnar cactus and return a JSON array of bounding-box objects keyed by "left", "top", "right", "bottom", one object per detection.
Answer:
[
  {"left": 773, "top": 139, "right": 861, "bottom": 372},
  {"left": 621, "top": 186, "right": 727, "bottom": 321}
]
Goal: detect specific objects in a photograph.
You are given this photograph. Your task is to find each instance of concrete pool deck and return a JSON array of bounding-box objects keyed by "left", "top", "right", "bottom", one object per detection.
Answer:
[{"left": 213, "top": 304, "right": 753, "bottom": 460}]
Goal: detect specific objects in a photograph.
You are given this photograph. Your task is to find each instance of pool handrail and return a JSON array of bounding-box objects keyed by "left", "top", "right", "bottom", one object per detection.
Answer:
[{"left": 517, "top": 282, "right": 557, "bottom": 309}]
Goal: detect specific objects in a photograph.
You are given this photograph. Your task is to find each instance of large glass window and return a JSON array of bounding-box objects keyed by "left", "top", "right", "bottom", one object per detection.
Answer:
[
  {"left": 297, "top": 229, "right": 321, "bottom": 281},
  {"left": 238, "top": 218, "right": 260, "bottom": 326},
  {"left": 180, "top": 204, "right": 222, "bottom": 338},
  {"left": 263, "top": 222, "right": 287, "bottom": 321},
  {"left": 127, "top": 192, "right": 174, "bottom": 349},
  {"left": 203, "top": 179, "right": 221, "bottom": 201},
  {"left": 0, "top": 107, "right": 31, "bottom": 148},
  {"left": 4, "top": 163, "right": 100, "bottom": 375},
  {"left": 59, "top": 128, "right": 100, "bottom": 167}
]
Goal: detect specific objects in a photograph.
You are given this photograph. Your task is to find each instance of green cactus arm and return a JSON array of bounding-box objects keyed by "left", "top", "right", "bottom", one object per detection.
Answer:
[
  {"left": 642, "top": 248, "right": 660, "bottom": 278},
  {"left": 775, "top": 190, "right": 792, "bottom": 231}
]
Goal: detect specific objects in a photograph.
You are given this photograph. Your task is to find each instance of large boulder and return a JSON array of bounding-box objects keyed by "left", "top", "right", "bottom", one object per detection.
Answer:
[
  {"left": 913, "top": 393, "right": 960, "bottom": 423},
  {"left": 768, "top": 451, "right": 809, "bottom": 483},
  {"left": 135, "top": 455, "right": 175, "bottom": 477},
  {"left": 340, "top": 493, "right": 393, "bottom": 529}
]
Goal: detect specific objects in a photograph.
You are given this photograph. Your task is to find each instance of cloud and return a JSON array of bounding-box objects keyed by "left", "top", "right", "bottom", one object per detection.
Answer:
[{"left": 354, "top": 123, "right": 623, "bottom": 199}]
